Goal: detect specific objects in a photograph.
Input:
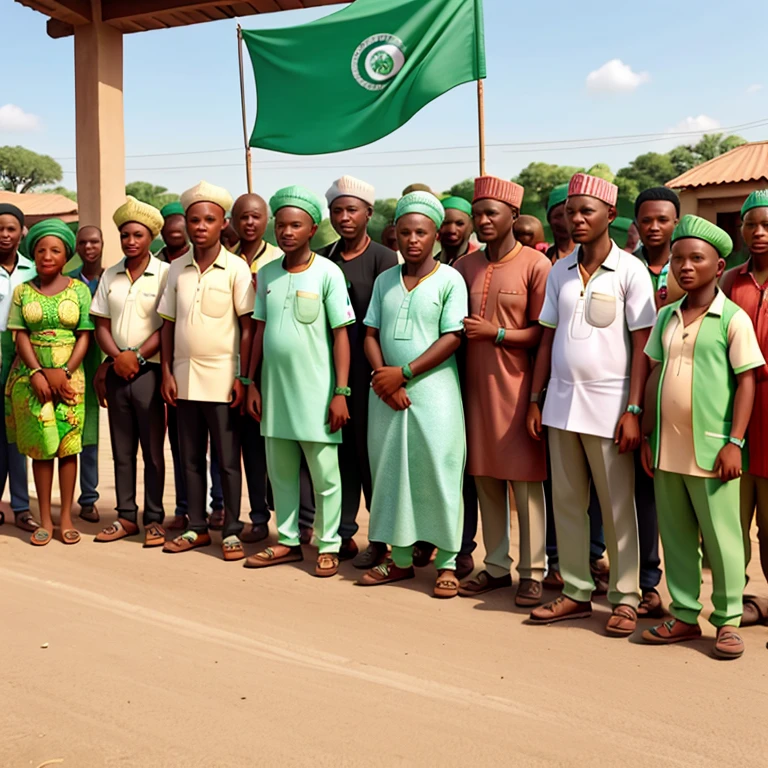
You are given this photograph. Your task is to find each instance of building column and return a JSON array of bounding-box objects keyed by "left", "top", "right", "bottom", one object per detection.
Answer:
[{"left": 74, "top": 18, "right": 125, "bottom": 267}]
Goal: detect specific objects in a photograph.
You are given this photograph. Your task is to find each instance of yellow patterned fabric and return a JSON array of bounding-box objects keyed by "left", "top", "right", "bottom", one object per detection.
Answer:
[{"left": 5, "top": 279, "right": 93, "bottom": 459}]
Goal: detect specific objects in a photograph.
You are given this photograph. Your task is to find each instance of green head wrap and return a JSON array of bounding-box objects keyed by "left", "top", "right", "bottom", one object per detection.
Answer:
[
  {"left": 547, "top": 183, "right": 569, "bottom": 214},
  {"left": 160, "top": 201, "right": 185, "bottom": 219},
  {"left": 441, "top": 196, "right": 473, "bottom": 217},
  {"left": 741, "top": 190, "right": 768, "bottom": 218},
  {"left": 26, "top": 218, "right": 76, "bottom": 258},
  {"left": 395, "top": 192, "right": 445, "bottom": 229},
  {"left": 269, "top": 185, "right": 324, "bottom": 226},
  {"left": 672, "top": 215, "right": 732, "bottom": 259}
]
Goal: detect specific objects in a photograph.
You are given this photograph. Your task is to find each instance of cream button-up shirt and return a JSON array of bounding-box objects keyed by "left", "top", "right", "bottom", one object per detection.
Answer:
[
  {"left": 539, "top": 242, "right": 657, "bottom": 439},
  {"left": 157, "top": 246, "right": 255, "bottom": 403},
  {"left": 90, "top": 255, "right": 169, "bottom": 364}
]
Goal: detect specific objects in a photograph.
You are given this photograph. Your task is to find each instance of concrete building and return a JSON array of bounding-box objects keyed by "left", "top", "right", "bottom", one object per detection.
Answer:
[{"left": 666, "top": 140, "right": 768, "bottom": 252}]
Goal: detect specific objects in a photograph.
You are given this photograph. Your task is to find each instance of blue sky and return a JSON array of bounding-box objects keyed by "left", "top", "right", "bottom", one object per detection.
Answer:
[{"left": 3, "top": 0, "right": 767, "bottom": 203}]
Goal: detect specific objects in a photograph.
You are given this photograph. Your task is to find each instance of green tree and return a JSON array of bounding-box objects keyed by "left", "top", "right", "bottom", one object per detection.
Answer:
[
  {"left": 0, "top": 146, "right": 63, "bottom": 193},
  {"left": 614, "top": 175, "right": 640, "bottom": 203},
  {"left": 48, "top": 186, "right": 77, "bottom": 201},
  {"left": 615, "top": 152, "right": 678, "bottom": 195},
  {"left": 667, "top": 145, "right": 697, "bottom": 176},
  {"left": 514, "top": 163, "right": 583, "bottom": 206},
  {"left": 690, "top": 133, "right": 746, "bottom": 162},
  {"left": 125, "top": 181, "right": 179, "bottom": 210},
  {"left": 445, "top": 178, "right": 474, "bottom": 203},
  {"left": 586, "top": 163, "right": 615, "bottom": 183}
]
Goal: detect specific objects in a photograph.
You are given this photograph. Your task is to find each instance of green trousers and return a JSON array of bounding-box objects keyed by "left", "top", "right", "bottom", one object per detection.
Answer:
[
  {"left": 654, "top": 470, "right": 745, "bottom": 627},
  {"left": 391, "top": 545, "right": 457, "bottom": 571},
  {"left": 265, "top": 437, "right": 341, "bottom": 554}
]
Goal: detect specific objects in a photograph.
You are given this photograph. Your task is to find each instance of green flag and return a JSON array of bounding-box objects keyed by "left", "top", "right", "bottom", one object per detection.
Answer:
[{"left": 243, "top": 0, "right": 485, "bottom": 155}]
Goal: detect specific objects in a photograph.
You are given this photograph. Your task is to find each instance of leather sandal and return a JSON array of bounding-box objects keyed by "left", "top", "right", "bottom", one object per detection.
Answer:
[
  {"left": 529, "top": 595, "right": 592, "bottom": 624},
  {"left": 713, "top": 627, "right": 745, "bottom": 660},
  {"left": 515, "top": 578, "right": 543, "bottom": 607},
  {"left": 15, "top": 510, "right": 39, "bottom": 532},
  {"left": 352, "top": 542, "right": 388, "bottom": 569},
  {"left": 244, "top": 545, "right": 303, "bottom": 568},
  {"left": 30, "top": 528, "right": 52, "bottom": 547},
  {"left": 641, "top": 618, "right": 702, "bottom": 645},
  {"left": 143, "top": 523, "right": 166, "bottom": 548},
  {"left": 605, "top": 604, "right": 638, "bottom": 637},
  {"left": 61, "top": 529, "right": 81, "bottom": 545},
  {"left": 315, "top": 553, "right": 340, "bottom": 577},
  {"left": 741, "top": 596, "right": 768, "bottom": 626},
  {"left": 208, "top": 509, "right": 225, "bottom": 531},
  {"left": 637, "top": 589, "right": 665, "bottom": 619},
  {"left": 222, "top": 536, "right": 245, "bottom": 562},
  {"left": 78, "top": 505, "right": 100, "bottom": 523},
  {"left": 458, "top": 570, "right": 512, "bottom": 597},
  {"left": 95, "top": 519, "right": 139, "bottom": 543},
  {"left": 166, "top": 515, "right": 188, "bottom": 531},
  {"left": 358, "top": 559, "right": 415, "bottom": 586},
  {"left": 434, "top": 570, "right": 459, "bottom": 599},
  {"left": 163, "top": 531, "right": 212, "bottom": 553}
]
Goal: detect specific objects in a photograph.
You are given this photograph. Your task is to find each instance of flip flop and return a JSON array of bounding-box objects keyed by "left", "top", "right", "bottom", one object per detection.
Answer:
[
  {"left": 31, "top": 528, "right": 52, "bottom": 547},
  {"left": 61, "top": 529, "right": 81, "bottom": 545},
  {"left": 244, "top": 545, "right": 303, "bottom": 569}
]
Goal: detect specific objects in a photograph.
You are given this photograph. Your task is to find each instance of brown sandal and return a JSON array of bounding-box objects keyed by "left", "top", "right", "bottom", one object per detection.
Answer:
[
  {"left": 78, "top": 505, "right": 100, "bottom": 523},
  {"left": 143, "top": 522, "right": 166, "bottom": 548},
  {"left": 641, "top": 618, "right": 702, "bottom": 645},
  {"left": 163, "top": 531, "right": 212, "bottom": 553},
  {"left": 244, "top": 545, "right": 303, "bottom": 569},
  {"left": 222, "top": 537, "right": 245, "bottom": 561},
  {"left": 434, "top": 569, "right": 459, "bottom": 599},
  {"left": 95, "top": 519, "right": 139, "bottom": 542},
  {"left": 529, "top": 595, "right": 592, "bottom": 625},
  {"left": 208, "top": 509, "right": 225, "bottom": 531},
  {"left": 605, "top": 604, "right": 638, "bottom": 637},
  {"left": 315, "top": 553, "right": 340, "bottom": 577},
  {"left": 358, "top": 559, "right": 415, "bottom": 586},
  {"left": 713, "top": 627, "right": 745, "bottom": 660},
  {"left": 515, "top": 578, "right": 543, "bottom": 607},
  {"left": 166, "top": 515, "right": 188, "bottom": 531},
  {"left": 15, "top": 510, "right": 39, "bottom": 532},
  {"left": 30, "top": 528, "right": 52, "bottom": 547},
  {"left": 61, "top": 528, "right": 81, "bottom": 545}
]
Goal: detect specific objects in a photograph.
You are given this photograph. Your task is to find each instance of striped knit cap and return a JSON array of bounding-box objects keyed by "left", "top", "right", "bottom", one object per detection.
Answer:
[
  {"left": 568, "top": 173, "right": 618, "bottom": 207},
  {"left": 473, "top": 176, "right": 524, "bottom": 210}
]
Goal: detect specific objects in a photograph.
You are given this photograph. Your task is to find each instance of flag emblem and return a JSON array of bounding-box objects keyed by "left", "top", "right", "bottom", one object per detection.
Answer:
[{"left": 351, "top": 34, "right": 405, "bottom": 91}]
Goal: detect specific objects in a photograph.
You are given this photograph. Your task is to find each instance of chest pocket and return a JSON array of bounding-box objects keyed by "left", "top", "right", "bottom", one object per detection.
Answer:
[
  {"left": 294, "top": 290, "right": 320, "bottom": 324},
  {"left": 496, "top": 289, "right": 526, "bottom": 326},
  {"left": 135, "top": 290, "right": 158, "bottom": 320},
  {"left": 202, "top": 285, "right": 232, "bottom": 318},
  {"left": 585, "top": 291, "right": 617, "bottom": 328}
]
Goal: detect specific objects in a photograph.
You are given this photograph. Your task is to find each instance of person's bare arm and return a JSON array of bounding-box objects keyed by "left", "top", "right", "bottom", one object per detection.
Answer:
[
  {"left": 364, "top": 327, "right": 385, "bottom": 370},
  {"left": 160, "top": 320, "right": 177, "bottom": 406},
  {"left": 94, "top": 317, "right": 121, "bottom": 358},
  {"left": 328, "top": 326, "right": 351, "bottom": 432},
  {"left": 246, "top": 321, "right": 265, "bottom": 421},
  {"left": 525, "top": 327, "right": 554, "bottom": 440},
  {"left": 614, "top": 328, "right": 651, "bottom": 453},
  {"left": 715, "top": 369, "right": 756, "bottom": 482},
  {"left": 230, "top": 315, "right": 253, "bottom": 409}
]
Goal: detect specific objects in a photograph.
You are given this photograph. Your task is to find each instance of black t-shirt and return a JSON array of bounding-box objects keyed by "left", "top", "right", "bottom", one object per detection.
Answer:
[{"left": 319, "top": 240, "right": 398, "bottom": 374}]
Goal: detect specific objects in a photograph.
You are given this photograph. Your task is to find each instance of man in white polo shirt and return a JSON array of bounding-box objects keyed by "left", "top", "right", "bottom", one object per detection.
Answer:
[
  {"left": 526, "top": 173, "right": 656, "bottom": 637},
  {"left": 91, "top": 197, "right": 169, "bottom": 547},
  {"left": 158, "top": 181, "right": 255, "bottom": 561}
]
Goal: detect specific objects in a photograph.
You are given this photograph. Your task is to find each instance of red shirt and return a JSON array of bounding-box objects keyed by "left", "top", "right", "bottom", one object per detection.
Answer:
[{"left": 722, "top": 259, "right": 768, "bottom": 477}]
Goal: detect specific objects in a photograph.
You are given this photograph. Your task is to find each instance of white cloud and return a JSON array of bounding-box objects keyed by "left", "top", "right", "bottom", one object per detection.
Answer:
[
  {"left": 668, "top": 115, "right": 721, "bottom": 139},
  {"left": 747, "top": 83, "right": 763, "bottom": 94},
  {"left": 585, "top": 59, "right": 650, "bottom": 93},
  {"left": 0, "top": 104, "right": 41, "bottom": 132}
]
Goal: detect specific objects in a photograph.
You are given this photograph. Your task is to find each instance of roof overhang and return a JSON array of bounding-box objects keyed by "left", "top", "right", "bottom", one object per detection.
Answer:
[{"left": 15, "top": 0, "right": 347, "bottom": 38}]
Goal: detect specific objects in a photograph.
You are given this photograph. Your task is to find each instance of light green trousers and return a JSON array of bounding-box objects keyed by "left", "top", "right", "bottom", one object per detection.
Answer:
[
  {"left": 654, "top": 470, "right": 745, "bottom": 627},
  {"left": 391, "top": 545, "right": 457, "bottom": 571},
  {"left": 265, "top": 437, "right": 341, "bottom": 554}
]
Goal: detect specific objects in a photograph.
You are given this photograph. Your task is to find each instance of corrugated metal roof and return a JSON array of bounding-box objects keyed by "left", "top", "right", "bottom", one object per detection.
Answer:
[{"left": 666, "top": 141, "right": 768, "bottom": 190}]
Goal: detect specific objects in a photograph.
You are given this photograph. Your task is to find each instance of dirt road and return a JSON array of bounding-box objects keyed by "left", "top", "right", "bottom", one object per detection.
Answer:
[{"left": 1, "top": 429, "right": 766, "bottom": 767}]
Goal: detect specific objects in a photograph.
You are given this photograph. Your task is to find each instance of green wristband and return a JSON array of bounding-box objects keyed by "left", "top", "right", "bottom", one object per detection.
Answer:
[
  {"left": 237, "top": 375, "right": 253, "bottom": 386},
  {"left": 402, "top": 364, "right": 414, "bottom": 381},
  {"left": 334, "top": 386, "right": 351, "bottom": 397},
  {"left": 626, "top": 404, "right": 643, "bottom": 416},
  {"left": 495, "top": 327, "right": 506, "bottom": 345},
  {"left": 729, "top": 436, "right": 745, "bottom": 449}
]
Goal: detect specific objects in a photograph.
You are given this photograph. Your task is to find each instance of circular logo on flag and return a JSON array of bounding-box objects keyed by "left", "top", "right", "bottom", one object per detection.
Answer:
[{"left": 352, "top": 34, "right": 406, "bottom": 91}]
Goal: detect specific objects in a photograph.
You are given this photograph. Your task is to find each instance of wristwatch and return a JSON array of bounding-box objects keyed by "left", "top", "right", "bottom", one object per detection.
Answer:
[
  {"left": 402, "top": 363, "right": 414, "bottom": 381},
  {"left": 237, "top": 375, "right": 252, "bottom": 386},
  {"left": 63, "top": 365, "right": 72, "bottom": 380},
  {"left": 729, "top": 436, "right": 746, "bottom": 449},
  {"left": 129, "top": 346, "right": 147, "bottom": 366},
  {"left": 626, "top": 404, "right": 643, "bottom": 416}
]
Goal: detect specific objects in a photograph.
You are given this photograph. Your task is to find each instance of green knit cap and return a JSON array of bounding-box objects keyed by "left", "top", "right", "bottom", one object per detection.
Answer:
[
  {"left": 546, "top": 183, "right": 569, "bottom": 214},
  {"left": 269, "top": 185, "right": 324, "bottom": 225},
  {"left": 672, "top": 215, "right": 733, "bottom": 259},
  {"left": 395, "top": 191, "right": 445, "bottom": 228},
  {"left": 741, "top": 190, "right": 768, "bottom": 217},
  {"left": 441, "top": 196, "right": 473, "bottom": 216},
  {"left": 160, "top": 201, "right": 185, "bottom": 219}
]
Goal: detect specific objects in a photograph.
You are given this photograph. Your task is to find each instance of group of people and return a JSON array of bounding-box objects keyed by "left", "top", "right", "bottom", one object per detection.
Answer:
[{"left": 0, "top": 168, "right": 766, "bottom": 660}]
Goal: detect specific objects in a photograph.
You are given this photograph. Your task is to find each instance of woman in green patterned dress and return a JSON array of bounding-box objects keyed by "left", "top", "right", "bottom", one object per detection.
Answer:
[{"left": 6, "top": 219, "right": 93, "bottom": 546}]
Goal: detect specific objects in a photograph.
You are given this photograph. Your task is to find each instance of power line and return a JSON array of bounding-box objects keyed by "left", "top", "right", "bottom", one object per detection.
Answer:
[{"left": 51, "top": 116, "right": 768, "bottom": 162}]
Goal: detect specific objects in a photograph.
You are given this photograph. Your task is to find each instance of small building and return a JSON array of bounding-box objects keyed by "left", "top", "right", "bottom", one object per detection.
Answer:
[
  {"left": 666, "top": 140, "right": 768, "bottom": 253},
  {"left": 0, "top": 190, "right": 78, "bottom": 226}
]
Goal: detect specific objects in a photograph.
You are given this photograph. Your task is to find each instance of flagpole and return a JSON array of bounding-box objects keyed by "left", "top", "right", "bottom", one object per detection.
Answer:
[
  {"left": 477, "top": 79, "right": 486, "bottom": 176},
  {"left": 237, "top": 25, "right": 253, "bottom": 194}
]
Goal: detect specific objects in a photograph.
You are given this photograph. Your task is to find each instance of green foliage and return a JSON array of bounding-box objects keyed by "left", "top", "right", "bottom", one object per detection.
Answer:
[
  {"left": 691, "top": 133, "right": 746, "bottom": 162},
  {"left": 445, "top": 179, "right": 474, "bottom": 203},
  {"left": 515, "top": 163, "right": 584, "bottom": 207},
  {"left": 615, "top": 152, "right": 678, "bottom": 194},
  {"left": 48, "top": 186, "right": 77, "bottom": 201},
  {"left": 0, "top": 146, "right": 62, "bottom": 193},
  {"left": 125, "top": 181, "right": 179, "bottom": 210},
  {"left": 667, "top": 145, "right": 697, "bottom": 176},
  {"left": 586, "top": 163, "right": 615, "bottom": 183}
]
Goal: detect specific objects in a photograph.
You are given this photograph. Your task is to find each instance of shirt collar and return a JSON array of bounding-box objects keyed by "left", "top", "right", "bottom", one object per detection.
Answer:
[
  {"left": 117, "top": 254, "right": 159, "bottom": 276},
  {"left": 671, "top": 287, "right": 727, "bottom": 319},
  {"left": 184, "top": 245, "right": 228, "bottom": 273},
  {"left": 568, "top": 240, "right": 622, "bottom": 272}
]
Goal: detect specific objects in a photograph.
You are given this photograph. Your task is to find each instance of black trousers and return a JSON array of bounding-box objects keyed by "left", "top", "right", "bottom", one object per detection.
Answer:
[
  {"left": 242, "top": 412, "right": 315, "bottom": 530},
  {"left": 634, "top": 449, "right": 661, "bottom": 591},
  {"left": 337, "top": 382, "right": 372, "bottom": 540},
  {"left": 176, "top": 399, "right": 244, "bottom": 538},
  {"left": 105, "top": 364, "right": 165, "bottom": 525},
  {"left": 459, "top": 473, "right": 479, "bottom": 557}
]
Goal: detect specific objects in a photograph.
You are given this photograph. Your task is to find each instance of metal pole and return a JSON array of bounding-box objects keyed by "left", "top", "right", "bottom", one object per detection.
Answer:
[{"left": 477, "top": 79, "right": 486, "bottom": 176}]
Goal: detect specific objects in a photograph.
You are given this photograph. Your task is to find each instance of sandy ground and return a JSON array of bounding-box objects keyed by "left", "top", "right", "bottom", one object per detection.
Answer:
[{"left": 1, "top": 414, "right": 767, "bottom": 768}]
